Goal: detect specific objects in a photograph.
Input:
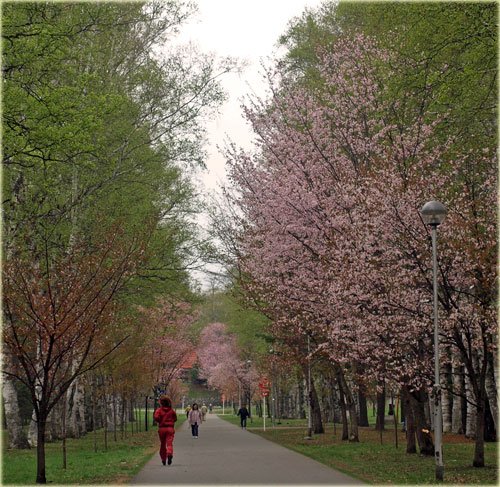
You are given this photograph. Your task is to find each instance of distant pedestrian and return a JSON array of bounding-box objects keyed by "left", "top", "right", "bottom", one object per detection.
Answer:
[
  {"left": 237, "top": 404, "right": 250, "bottom": 429},
  {"left": 201, "top": 403, "right": 208, "bottom": 421},
  {"left": 153, "top": 395, "right": 177, "bottom": 466},
  {"left": 185, "top": 405, "right": 191, "bottom": 418},
  {"left": 208, "top": 403, "right": 213, "bottom": 413},
  {"left": 188, "top": 403, "right": 203, "bottom": 438}
]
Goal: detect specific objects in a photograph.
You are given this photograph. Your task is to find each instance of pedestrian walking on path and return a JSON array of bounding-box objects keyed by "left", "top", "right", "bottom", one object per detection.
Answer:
[
  {"left": 131, "top": 413, "right": 363, "bottom": 485},
  {"left": 237, "top": 404, "right": 250, "bottom": 429},
  {"left": 188, "top": 403, "right": 203, "bottom": 438},
  {"left": 201, "top": 403, "right": 208, "bottom": 421},
  {"left": 153, "top": 395, "right": 177, "bottom": 466}
]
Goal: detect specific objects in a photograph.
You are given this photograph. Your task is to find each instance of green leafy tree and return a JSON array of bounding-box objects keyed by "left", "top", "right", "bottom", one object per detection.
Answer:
[{"left": 2, "top": 1, "right": 233, "bottom": 482}]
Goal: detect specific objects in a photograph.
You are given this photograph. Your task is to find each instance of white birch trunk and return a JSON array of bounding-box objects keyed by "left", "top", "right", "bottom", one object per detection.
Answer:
[
  {"left": 28, "top": 411, "right": 37, "bottom": 447},
  {"left": 28, "top": 339, "right": 45, "bottom": 447},
  {"left": 2, "top": 369, "right": 30, "bottom": 448},
  {"left": 48, "top": 400, "right": 63, "bottom": 440},
  {"left": 465, "top": 371, "right": 476, "bottom": 439},
  {"left": 106, "top": 393, "right": 115, "bottom": 429},
  {"left": 66, "top": 375, "right": 86, "bottom": 438},
  {"left": 485, "top": 359, "right": 498, "bottom": 433}
]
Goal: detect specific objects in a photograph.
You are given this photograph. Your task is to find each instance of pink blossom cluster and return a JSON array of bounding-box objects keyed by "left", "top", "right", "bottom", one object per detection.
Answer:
[
  {"left": 197, "top": 322, "right": 260, "bottom": 397},
  {"left": 138, "top": 299, "right": 196, "bottom": 388},
  {"left": 225, "top": 34, "right": 497, "bottom": 395}
]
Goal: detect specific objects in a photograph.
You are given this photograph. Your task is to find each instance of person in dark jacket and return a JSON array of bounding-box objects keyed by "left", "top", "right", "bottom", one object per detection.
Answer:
[
  {"left": 237, "top": 405, "right": 250, "bottom": 429},
  {"left": 153, "top": 395, "right": 177, "bottom": 465}
]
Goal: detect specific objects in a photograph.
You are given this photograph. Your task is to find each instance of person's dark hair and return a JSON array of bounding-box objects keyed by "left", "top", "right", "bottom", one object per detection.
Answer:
[
  {"left": 192, "top": 403, "right": 198, "bottom": 409},
  {"left": 160, "top": 395, "right": 172, "bottom": 407}
]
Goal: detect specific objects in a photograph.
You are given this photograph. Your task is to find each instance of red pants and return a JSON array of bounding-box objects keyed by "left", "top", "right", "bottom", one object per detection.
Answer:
[{"left": 158, "top": 427, "right": 175, "bottom": 461}]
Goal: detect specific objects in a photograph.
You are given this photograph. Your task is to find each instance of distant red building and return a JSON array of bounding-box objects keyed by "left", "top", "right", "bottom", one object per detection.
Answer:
[
  {"left": 179, "top": 351, "right": 206, "bottom": 385},
  {"left": 179, "top": 351, "right": 197, "bottom": 380},
  {"left": 180, "top": 351, "right": 197, "bottom": 369}
]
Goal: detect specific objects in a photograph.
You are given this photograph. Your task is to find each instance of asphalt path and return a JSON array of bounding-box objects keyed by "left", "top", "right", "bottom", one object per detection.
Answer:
[{"left": 130, "top": 413, "right": 363, "bottom": 485}]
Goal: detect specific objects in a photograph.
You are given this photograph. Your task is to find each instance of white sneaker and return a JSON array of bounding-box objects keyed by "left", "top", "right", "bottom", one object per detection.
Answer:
[{"left": 195, "top": 436, "right": 198, "bottom": 438}]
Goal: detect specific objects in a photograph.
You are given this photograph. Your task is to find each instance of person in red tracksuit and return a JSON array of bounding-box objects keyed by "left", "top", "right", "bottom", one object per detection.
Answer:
[{"left": 153, "top": 395, "right": 177, "bottom": 465}]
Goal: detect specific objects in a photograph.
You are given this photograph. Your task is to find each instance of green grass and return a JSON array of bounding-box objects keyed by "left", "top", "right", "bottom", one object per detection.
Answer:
[
  {"left": 218, "top": 412, "right": 307, "bottom": 429},
  {"left": 2, "top": 410, "right": 186, "bottom": 485},
  {"left": 216, "top": 400, "right": 402, "bottom": 428},
  {"left": 218, "top": 415, "right": 498, "bottom": 485}
]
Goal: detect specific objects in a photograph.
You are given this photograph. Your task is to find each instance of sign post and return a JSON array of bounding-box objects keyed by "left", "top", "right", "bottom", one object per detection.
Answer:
[
  {"left": 258, "top": 377, "right": 270, "bottom": 431},
  {"left": 263, "top": 395, "right": 266, "bottom": 431}
]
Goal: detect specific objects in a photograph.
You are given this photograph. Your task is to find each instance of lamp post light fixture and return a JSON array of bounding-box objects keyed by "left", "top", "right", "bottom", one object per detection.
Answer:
[{"left": 420, "top": 200, "right": 447, "bottom": 482}]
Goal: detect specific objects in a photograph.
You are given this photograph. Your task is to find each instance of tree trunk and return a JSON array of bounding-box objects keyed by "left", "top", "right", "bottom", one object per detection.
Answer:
[
  {"left": 297, "top": 375, "right": 306, "bottom": 419},
  {"left": 358, "top": 386, "right": 369, "bottom": 427},
  {"left": 29, "top": 411, "right": 38, "bottom": 446},
  {"left": 135, "top": 399, "right": 139, "bottom": 433},
  {"left": 2, "top": 371, "right": 30, "bottom": 449},
  {"left": 113, "top": 393, "right": 117, "bottom": 442},
  {"left": 338, "top": 380, "right": 349, "bottom": 441},
  {"left": 92, "top": 384, "right": 97, "bottom": 452},
  {"left": 47, "top": 401, "right": 63, "bottom": 440},
  {"left": 442, "top": 363, "right": 452, "bottom": 433},
  {"left": 393, "top": 394, "right": 399, "bottom": 449},
  {"left": 465, "top": 372, "right": 477, "bottom": 439},
  {"left": 425, "top": 395, "right": 432, "bottom": 429},
  {"left": 403, "top": 388, "right": 417, "bottom": 454},
  {"left": 400, "top": 393, "right": 406, "bottom": 430},
  {"left": 331, "top": 377, "right": 342, "bottom": 424},
  {"left": 473, "top": 395, "right": 486, "bottom": 467},
  {"left": 36, "top": 417, "right": 47, "bottom": 483},
  {"left": 452, "top": 364, "right": 464, "bottom": 434},
  {"left": 409, "top": 389, "right": 434, "bottom": 456},
  {"left": 121, "top": 397, "right": 126, "bottom": 439},
  {"left": 129, "top": 398, "right": 135, "bottom": 422},
  {"left": 103, "top": 395, "right": 108, "bottom": 450},
  {"left": 62, "top": 393, "right": 67, "bottom": 469},
  {"left": 336, "top": 367, "right": 358, "bottom": 442},
  {"left": 485, "top": 358, "right": 498, "bottom": 434},
  {"left": 66, "top": 374, "right": 86, "bottom": 438},
  {"left": 484, "top": 395, "right": 496, "bottom": 441},
  {"left": 310, "top": 377, "right": 324, "bottom": 434},
  {"left": 375, "top": 383, "right": 385, "bottom": 431}
]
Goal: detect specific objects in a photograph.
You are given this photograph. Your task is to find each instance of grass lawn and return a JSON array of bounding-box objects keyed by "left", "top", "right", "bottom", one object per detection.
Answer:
[
  {"left": 2, "top": 410, "right": 186, "bottom": 485},
  {"left": 219, "top": 412, "right": 307, "bottom": 429},
  {"left": 218, "top": 414, "right": 498, "bottom": 485}
]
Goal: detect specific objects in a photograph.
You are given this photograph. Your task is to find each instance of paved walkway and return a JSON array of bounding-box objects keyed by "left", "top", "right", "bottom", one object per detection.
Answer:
[{"left": 131, "top": 413, "right": 363, "bottom": 485}]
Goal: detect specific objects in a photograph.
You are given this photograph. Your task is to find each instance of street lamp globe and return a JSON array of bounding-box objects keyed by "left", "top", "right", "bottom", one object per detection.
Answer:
[{"left": 420, "top": 200, "right": 447, "bottom": 226}]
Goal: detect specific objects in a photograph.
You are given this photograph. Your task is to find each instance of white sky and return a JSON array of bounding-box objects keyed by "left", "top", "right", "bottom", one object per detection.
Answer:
[
  {"left": 174, "top": 0, "right": 326, "bottom": 289},
  {"left": 176, "top": 0, "right": 325, "bottom": 192}
]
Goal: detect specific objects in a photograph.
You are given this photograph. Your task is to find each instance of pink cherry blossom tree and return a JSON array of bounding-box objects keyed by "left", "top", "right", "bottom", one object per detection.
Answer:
[
  {"left": 197, "top": 322, "right": 259, "bottom": 408},
  {"left": 224, "top": 32, "right": 496, "bottom": 463},
  {"left": 138, "top": 299, "right": 196, "bottom": 399}
]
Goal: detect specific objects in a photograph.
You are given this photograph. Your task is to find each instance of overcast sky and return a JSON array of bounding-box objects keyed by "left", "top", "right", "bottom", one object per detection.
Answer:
[
  {"left": 176, "top": 0, "right": 325, "bottom": 191},
  {"left": 174, "top": 0, "right": 326, "bottom": 289}
]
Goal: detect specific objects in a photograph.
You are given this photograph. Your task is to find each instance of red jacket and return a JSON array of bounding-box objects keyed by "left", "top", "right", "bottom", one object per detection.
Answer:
[{"left": 154, "top": 406, "right": 177, "bottom": 428}]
